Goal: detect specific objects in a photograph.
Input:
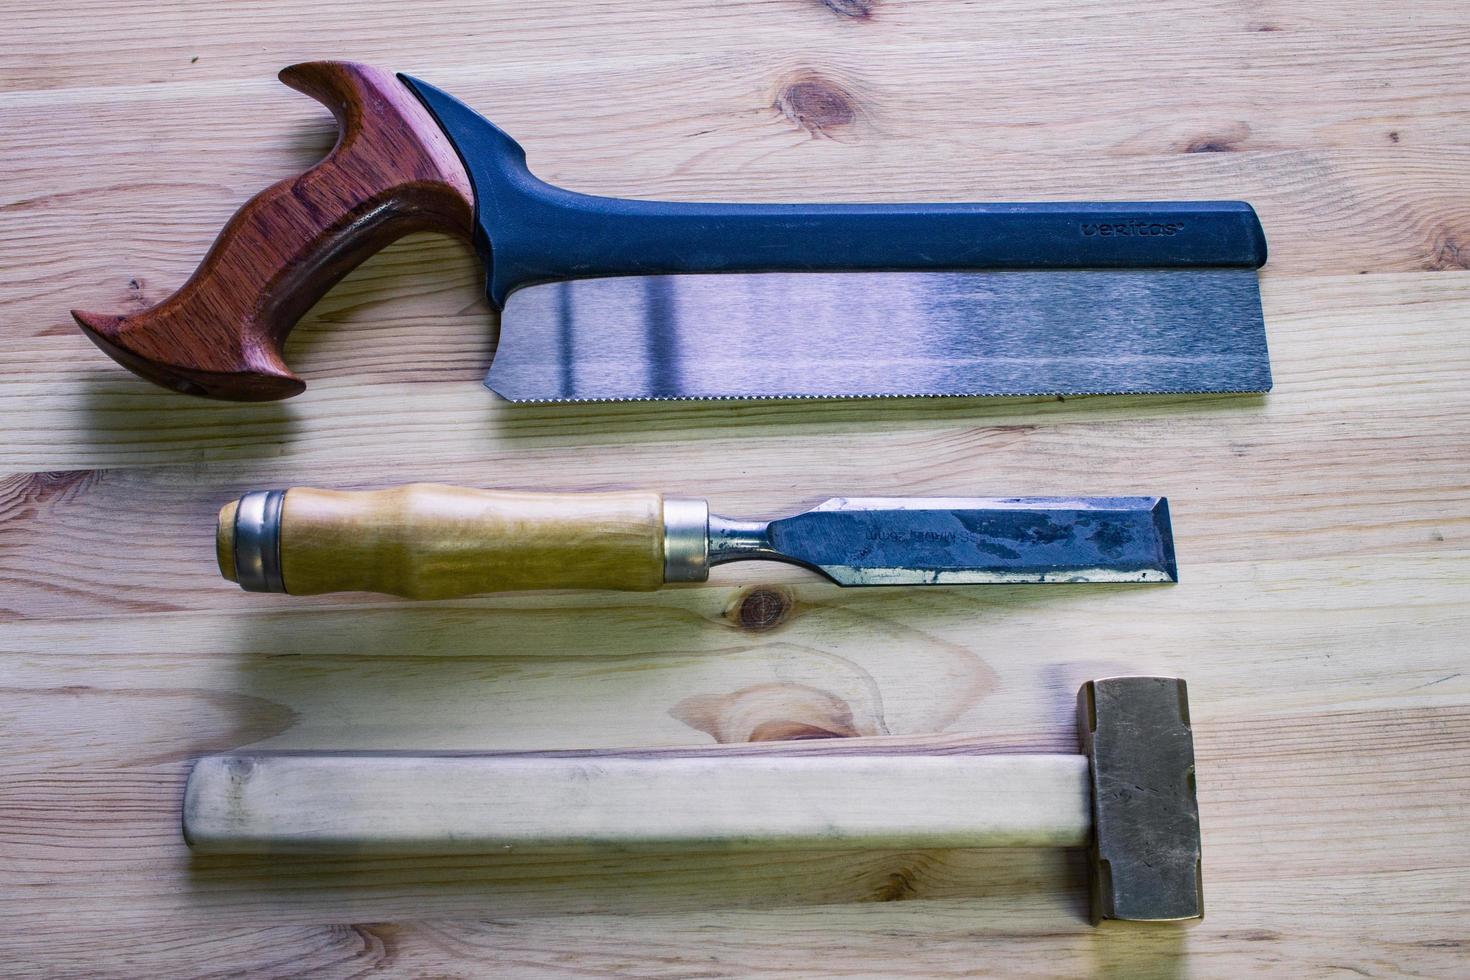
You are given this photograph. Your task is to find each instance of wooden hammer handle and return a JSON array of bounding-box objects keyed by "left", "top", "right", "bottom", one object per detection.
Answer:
[
  {"left": 218, "top": 485, "right": 671, "bottom": 598},
  {"left": 184, "top": 750, "right": 1091, "bottom": 853}
]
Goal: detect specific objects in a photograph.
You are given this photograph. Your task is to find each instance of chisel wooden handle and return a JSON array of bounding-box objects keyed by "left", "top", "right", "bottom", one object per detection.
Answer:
[{"left": 216, "top": 485, "right": 706, "bottom": 598}]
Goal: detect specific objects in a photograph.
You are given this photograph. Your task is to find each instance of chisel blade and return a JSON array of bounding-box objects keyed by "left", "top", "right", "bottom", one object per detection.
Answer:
[
  {"left": 754, "top": 496, "right": 1177, "bottom": 585},
  {"left": 488, "top": 270, "right": 1269, "bottom": 402}
]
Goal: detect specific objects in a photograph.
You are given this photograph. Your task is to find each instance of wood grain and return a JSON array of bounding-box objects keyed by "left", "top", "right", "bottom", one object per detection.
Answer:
[{"left": 2, "top": 1, "right": 1469, "bottom": 976}]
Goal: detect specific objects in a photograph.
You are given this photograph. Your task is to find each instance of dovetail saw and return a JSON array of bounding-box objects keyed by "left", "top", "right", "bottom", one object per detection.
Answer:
[{"left": 73, "top": 62, "right": 1271, "bottom": 402}]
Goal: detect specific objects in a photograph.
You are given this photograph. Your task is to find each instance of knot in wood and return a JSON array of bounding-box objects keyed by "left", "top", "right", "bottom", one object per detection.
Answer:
[
  {"left": 819, "top": 0, "right": 877, "bottom": 18},
  {"left": 775, "top": 75, "right": 859, "bottom": 137},
  {"left": 729, "top": 586, "right": 794, "bottom": 631}
]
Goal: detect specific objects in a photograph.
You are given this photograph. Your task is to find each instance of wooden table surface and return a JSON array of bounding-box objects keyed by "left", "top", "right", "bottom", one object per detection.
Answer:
[{"left": 3, "top": 1, "right": 1468, "bottom": 976}]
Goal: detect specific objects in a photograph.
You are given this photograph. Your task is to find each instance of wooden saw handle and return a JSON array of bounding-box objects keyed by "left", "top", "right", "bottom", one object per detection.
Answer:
[
  {"left": 72, "top": 61, "right": 473, "bottom": 401},
  {"left": 217, "top": 485, "right": 669, "bottom": 598}
]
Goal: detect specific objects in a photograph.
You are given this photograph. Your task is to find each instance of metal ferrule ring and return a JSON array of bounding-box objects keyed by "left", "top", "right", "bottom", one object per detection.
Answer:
[
  {"left": 662, "top": 497, "right": 709, "bottom": 583},
  {"left": 233, "top": 489, "right": 287, "bottom": 593}
]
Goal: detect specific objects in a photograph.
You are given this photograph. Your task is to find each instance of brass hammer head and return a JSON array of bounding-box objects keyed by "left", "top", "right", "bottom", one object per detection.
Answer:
[{"left": 1078, "top": 676, "right": 1203, "bottom": 923}]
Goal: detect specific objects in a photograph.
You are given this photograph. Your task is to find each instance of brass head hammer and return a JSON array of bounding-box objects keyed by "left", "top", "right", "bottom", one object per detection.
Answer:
[
  {"left": 184, "top": 676, "right": 1202, "bottom": 924},
  {"left": 1078, "top": 676, "right": 1203, "bottom": 922}
]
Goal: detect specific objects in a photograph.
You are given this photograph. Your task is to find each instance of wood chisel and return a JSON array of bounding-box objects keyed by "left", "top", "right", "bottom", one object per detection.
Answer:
[
  {"left": 72, "top": 62, "right": 1271, "bottom": 403},
  {"left": 218, "top": 485, "right": 1177, "bottom": 597}
]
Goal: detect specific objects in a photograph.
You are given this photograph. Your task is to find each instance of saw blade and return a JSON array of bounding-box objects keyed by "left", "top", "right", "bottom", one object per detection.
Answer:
[{"left": 487, "top": 269, "right": 1269, "bottom": 402}]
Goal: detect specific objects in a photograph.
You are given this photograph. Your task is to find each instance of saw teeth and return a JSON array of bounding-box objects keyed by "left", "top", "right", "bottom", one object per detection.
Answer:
[{"left": 496, "top": 388, "right": 1271, "bottom": 405}]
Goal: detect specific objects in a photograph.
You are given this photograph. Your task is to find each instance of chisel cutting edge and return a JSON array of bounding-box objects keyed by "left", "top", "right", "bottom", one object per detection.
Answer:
[{"left": 220, "top": 486, "right": 1177, "bottom": 598}]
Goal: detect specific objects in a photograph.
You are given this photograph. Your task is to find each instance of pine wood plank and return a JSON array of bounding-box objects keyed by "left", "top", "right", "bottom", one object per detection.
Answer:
[
  {"left": 1, "top": 270, "right": 1467, "bottom": 470},
  {"left": 2, "top": 704, "right": 1467, "bottom": 975},
  {"left": 2, "top": 0, "right": 1469, "bottom": 975},
  {"left": 7, "top": 3, "right": 1470, "bottom": 93}
]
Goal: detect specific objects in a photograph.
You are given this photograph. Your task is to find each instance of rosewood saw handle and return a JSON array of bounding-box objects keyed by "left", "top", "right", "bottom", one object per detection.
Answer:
[
  {"left": 72, "top": 62, "right": 474, "bottom": 401},
  {"left": 75, "top": 61, "right": 1267, "bottom": 400}
]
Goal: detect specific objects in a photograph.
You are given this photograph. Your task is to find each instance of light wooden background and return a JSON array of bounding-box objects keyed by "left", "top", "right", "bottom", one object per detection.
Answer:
[{"left": 3, "top": 1, "right": 1468, "bottom": 976}]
